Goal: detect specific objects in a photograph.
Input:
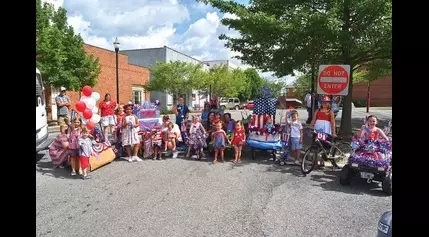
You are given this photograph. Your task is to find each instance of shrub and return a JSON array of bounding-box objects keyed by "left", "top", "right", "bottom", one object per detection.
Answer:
[{"left": 352, "top": 100, "right": 367, "bottom": 107}]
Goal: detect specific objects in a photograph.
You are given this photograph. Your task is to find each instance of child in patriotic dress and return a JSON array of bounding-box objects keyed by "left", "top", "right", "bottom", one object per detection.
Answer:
[
  {"left": 231, "top": 121, "right": 246, "bottom": 163},
  {"left": 186, "top": 115, "right": 207, "bottom": 158}
]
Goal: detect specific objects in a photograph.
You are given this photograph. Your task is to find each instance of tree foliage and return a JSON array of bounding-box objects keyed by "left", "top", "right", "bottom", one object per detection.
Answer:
[
  {"left": 293, "top": 74, "right": 312, "bottom": 100},
  {"left": 36, "top": 0, "right": 100, "bottom": 90},
  {"left": 200, "top": 0, "right": 392, "bottom": 135},
  {"left": 360, "top": 59, "right": 392, "bottom": 83},
  {"left": 145, "top": 61, "right": 207, "bottom": 98},
  {"left": 262, "top": 79, "right": 285, "bottom": 98},
  {"left": 145, "top": 62, "right": 262, "bottom": 100},
  {"left": 205, "top": 65, "right": 247, "bottom": 98},
  {"left": 242, "top": 68, "right": 264, "bottom": 100}
]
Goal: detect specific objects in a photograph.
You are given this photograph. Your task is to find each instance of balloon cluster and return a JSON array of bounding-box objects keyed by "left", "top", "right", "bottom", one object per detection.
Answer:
[{"left": 75, "top": 85, "right": 101, "bottom": 130}]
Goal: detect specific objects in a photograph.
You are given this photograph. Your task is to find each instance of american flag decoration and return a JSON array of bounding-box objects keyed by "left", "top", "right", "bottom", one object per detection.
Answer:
[
  {"left": 253, "top": 98, "right": 277, "bottom": 115},
  {"left": 260, "top": 86, "right": 272, "bottom": 98},
  {"left": 251, "top": 114, "right": 273, "bottom": 128}
]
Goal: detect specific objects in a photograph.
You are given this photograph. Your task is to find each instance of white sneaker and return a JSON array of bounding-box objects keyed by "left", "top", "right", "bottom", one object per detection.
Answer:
[
  {"left": 133, "top": 156, "right": 143, "bottom": 162},
  {"left": 172, "top": 151, "right": 178, "bottom": 159}
]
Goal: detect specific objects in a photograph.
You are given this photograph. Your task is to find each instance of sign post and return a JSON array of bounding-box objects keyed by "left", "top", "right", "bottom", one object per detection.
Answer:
[{"left": 317, "top": 65, "right": 350, "bottom": 96}]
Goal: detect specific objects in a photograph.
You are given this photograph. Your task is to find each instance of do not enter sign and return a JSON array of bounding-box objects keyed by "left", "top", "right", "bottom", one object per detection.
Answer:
[{"left": 317, "top": 65, "right": 350, "bottom": 96}]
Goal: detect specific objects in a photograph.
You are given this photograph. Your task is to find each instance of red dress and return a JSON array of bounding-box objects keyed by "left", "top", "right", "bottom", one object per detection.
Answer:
[{"left": 231, "top": 129, "right": 246, "bottom": 146}]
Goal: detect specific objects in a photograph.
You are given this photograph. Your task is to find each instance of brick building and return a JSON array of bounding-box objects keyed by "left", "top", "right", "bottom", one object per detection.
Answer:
[
  {"left": 352, "top": 76, "right": 392, "bottom": 106},
  {"left": 46, "top": 43, "right": 150, "bottom": 121}
]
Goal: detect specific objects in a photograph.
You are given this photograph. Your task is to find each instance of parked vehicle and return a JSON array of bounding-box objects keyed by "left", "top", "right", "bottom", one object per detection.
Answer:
[
  {"left": 219, "top": 97, "right": 241, "bottom": 110},
  {"left": 36, "top": 68, "right": 52, "bottom": 153},
  {"left": 243, "top": 100, "right": 254, "bottom": 110}
]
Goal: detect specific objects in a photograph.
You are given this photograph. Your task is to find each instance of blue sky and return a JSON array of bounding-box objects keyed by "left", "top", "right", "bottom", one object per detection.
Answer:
[{"left": 43, "top": 0, "right": 296, "bottom": 83}]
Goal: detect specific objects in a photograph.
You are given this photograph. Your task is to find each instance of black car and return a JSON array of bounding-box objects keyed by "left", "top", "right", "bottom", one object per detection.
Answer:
[{"left": 377, "top": 210, "right": 392, "bottom": 237}]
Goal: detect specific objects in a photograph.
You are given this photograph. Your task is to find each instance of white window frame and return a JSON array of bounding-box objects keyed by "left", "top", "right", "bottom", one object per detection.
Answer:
[{"left": 132, "top": 87, "right": 145, "bottom": 105}]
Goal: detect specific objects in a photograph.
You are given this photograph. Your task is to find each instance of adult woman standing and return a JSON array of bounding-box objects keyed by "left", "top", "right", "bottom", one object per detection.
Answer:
[{"left": 99, "top": 93, "right": 118, "bottom": 142}]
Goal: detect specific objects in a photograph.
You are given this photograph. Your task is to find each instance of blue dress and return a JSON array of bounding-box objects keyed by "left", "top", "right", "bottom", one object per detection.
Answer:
[{"left": 214, "top": 131, "right": 226, "bottom": 150}]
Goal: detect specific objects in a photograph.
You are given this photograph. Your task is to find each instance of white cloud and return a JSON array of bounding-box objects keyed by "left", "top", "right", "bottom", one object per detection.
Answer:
[
  {"left": 42, "top": 0, "right": 294, "bottom": 80},
  {"left": 191, "top": 2, "right": 211, "bottom": 12}
]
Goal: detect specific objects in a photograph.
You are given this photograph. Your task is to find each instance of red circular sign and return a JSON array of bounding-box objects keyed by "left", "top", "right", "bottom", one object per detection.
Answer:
[{"left": 318, "top": 65, "right": 349, "bottom": 95}]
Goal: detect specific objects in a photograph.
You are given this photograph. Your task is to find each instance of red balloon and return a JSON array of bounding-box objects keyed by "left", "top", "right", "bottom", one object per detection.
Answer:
[
  {"left": 86, "top": 121, "right": 95, "bottom": 130},
  {"left": 82, "top": 86, "right": 92, "bottom": 97},
  {"left": 75, "top": 101, "right": 86, "bottom": 112},
  {"left": 83, "top": 108, "right": 93, "bottom": 120}
]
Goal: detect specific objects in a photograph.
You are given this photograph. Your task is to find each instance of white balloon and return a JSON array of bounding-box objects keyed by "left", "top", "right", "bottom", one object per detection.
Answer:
[
  {"left": 81, "top": 117, "right": 88, "bottom": 125},
  {"left": 80, "top": 95, "right": 90, "bottom": 102},
  {"left": 90, "top": 114, "right": 101, "bottom": 124},
  {"left": 91, "top": 92, "right": 101, "bottom": 101},
  {"left": 85, "top": 98, "right": 96, "bottom": 109},
  {"left": 92, "top": 106, "right": 99, "bottom": 114}
]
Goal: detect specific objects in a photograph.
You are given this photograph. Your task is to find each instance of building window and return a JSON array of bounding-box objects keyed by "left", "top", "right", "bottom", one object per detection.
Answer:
[{"left": 132, "top": 87, "right": 145, "bottom": 106}]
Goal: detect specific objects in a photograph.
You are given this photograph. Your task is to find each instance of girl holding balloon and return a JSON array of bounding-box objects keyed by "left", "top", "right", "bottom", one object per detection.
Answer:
[{"left": 99, "top": 93, "right": 118, "bottom": 142}]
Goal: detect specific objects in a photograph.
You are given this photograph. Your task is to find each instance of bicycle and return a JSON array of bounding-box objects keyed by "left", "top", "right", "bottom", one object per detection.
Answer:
[{"left": 301, "top": 128, "right": 352, "bottom": 175}]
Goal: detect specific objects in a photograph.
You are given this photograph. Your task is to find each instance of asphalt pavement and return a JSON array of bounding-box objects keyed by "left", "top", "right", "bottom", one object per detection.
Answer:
[{"left": 36, "top": 107, "right": 392, "bottom": 237}]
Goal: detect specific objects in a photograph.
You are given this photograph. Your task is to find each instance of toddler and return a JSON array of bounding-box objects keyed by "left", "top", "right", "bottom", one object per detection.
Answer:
[
  {"left": 288, "top": 111, "right": 303, "bottom": 165},
  {"left": 212, "top": 122, "right": 230, "bottom": 163},
  {"left": 231, "top": 121, "right": 246, "bottom": 163},
  {"left": 78, "top": 127, "right": 96, "bottom": 179}
]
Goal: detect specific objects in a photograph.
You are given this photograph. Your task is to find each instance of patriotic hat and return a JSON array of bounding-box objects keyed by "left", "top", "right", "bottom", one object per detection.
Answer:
[{"left": 322, "top": 96, "right": 331, "bottom": 102}]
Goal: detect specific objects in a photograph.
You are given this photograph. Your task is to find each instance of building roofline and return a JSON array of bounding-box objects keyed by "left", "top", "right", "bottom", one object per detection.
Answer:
[
  {"left": 203, "top": 59, "right": 230, "bottom": 62},
  {"left": 164, "top": 46, "right": 204, "bottom": 63},
  {"left": 128, "top": 62, "right": 149, "bottom": 69},
  {"left": 121, "top": 47, "right": 165, "bottom": 52},
  {"left": 122, "top": 45, "right": 206, "bottom": 64},
  {"left": 83, "top": 43, "right": 129, "bottom": 56}
]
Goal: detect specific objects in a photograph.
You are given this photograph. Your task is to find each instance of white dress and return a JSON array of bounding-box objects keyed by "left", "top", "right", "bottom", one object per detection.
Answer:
[{"left": 122, "top": 115, "right": 140, "bottom": 146}]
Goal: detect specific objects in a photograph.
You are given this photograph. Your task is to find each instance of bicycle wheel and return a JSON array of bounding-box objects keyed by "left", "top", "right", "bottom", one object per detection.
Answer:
[
  {"left": 331, "top": 142, "right": 352, "bottom": 169},
  {"left": 301, "top": 145, "right": 319, "bottom": 175}
]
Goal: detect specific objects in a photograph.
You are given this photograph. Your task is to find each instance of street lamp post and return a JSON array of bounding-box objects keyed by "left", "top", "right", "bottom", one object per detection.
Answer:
[{"left": 113, "top": 37, "right": 120, "bottom": 103}]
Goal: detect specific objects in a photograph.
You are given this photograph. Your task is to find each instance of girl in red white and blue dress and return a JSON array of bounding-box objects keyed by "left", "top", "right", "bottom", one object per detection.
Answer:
[{"left": 231, "top": 121, "right": 246, "bottom": 164}]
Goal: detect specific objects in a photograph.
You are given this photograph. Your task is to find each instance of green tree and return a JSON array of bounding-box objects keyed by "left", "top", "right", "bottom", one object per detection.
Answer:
[
  {"left": 200, "top": 0, "right": 392, "bottom": 136},
  {"left": 205, "top": 65, "right": 247, "bottom": 98},
  {"left": 262, "top": 79, "right": 285, "bottom": 98},
  {"left": 293, "top": 74, "right": 311, "bottom": 100},
  {"left": 36, "top": 0, "right": 100, "bottom": 90},
  {"left": 145, "top": 61, "right": 207, "bottom": 99},
  {"left": 243, "top": 68, "right": 264, "bottom": 100},
  {"left": 361, "top": 59, "right": 392, "bottom": 83}
]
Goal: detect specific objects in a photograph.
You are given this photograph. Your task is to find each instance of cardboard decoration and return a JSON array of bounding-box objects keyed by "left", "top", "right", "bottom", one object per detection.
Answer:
[{"left": 89, "top": 146, "right": 115, "bottom": 172}]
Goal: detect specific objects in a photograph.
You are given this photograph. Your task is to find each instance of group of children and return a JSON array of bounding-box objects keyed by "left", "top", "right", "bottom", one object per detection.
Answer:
[
  {"left": 65, "top": 116, "right": 97, "bottom": 179},
  {"left": 55, "top": 99, "right": 391, "bottom": 178}
]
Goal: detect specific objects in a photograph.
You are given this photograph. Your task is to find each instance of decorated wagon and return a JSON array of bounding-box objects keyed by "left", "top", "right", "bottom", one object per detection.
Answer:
[{"left": 246, "top": 87, "right": 283, "bottom": 160}]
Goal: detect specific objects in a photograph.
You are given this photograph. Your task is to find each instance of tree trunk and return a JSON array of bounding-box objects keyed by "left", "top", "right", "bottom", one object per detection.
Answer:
[
  {"left": 339, "top": 72, "right": 353, "bottom": 137},
  {"left": 338, "top": 0, "right": 353, "bottom": 137},
  {"left": 366, "top": 81, "right": 371, "bottom": 113}
]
